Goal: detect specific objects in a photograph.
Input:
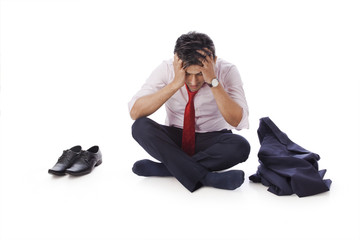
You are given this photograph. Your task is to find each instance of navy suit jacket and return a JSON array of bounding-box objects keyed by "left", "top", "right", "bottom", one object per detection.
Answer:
[{"left": 249, "top": 117, "right": 332, "bottom": 197}]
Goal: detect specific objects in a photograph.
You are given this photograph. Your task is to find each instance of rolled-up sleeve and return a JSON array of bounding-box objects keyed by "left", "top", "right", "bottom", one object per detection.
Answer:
[
  {"left": 128, "top": 61, "right": 170, "bottom": 114},
  {"left": 222, "top": 65, "right": 249, "bottom": 130}
]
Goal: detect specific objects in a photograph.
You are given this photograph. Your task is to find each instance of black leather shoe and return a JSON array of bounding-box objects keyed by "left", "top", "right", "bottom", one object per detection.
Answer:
[
  {"left": 66, "top": 146, "right": 102, "bottom": 176},
  {"left": 48, "top": 145, "right": 82, "bottom": 176}
]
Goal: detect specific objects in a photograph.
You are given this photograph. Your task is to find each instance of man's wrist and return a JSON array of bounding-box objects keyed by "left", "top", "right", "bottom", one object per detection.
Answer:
[
  {"left": 205, "top": 76, "right": 217, "bottom": 84},
  {"left": 171, "top": 78, "right": 184, "bottom": 90},
  {"left": 207, "top": 78, "right": 219, "bottom": 88}
]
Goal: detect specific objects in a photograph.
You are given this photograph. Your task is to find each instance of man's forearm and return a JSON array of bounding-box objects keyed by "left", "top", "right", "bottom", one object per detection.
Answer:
[
  {"left": 211, "top": 84, "right": 243, "bottom": 127},
  {"left": 130, "top": 81, "right": 182, "bottom": 120}
]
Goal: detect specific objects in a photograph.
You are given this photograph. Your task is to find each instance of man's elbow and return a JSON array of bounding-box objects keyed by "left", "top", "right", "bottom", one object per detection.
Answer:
[
  {"left": 229, "top": 111, "right": 243, "bottom": 127},
  {"left": 229, "top": 118, "right": 241, "bottom": 128},
  {"left": 130, "top": 107, "right": 140, "bottom": 120}
]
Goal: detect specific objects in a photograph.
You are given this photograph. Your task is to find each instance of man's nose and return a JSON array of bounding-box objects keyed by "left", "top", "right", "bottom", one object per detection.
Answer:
[{"left": 190, "top": 75, "right": 198, "bottom": 83}]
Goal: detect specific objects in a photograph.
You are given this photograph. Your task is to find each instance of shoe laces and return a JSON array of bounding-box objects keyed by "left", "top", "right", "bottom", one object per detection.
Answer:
[
  {"left": 57, "top": 150, "right": 75, "bottom": 163},
  {"left": 78, "top": 151, "right": 91, "bottom": 164}
]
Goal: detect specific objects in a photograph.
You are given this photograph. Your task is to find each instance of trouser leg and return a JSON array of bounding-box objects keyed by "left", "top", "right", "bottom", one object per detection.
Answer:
[
  {"left": 132, "top": 117, "right": 207, "bottom": 192},
  {"left": 193, "top": 130, "right": 251, "bottom": 171}
]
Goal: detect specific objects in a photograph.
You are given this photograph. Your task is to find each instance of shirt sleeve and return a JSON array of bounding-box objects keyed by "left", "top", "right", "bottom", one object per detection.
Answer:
[
  {"left": 128, "top": 61, "right": 170, "bottom": 113},
  {"left": 222, "top": 65, "right": 249, "bottom": 130}
]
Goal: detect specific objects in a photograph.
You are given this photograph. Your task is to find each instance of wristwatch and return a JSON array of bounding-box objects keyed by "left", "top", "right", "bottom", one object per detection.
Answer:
[{"left": 207, "top": 78, "right": 219, "bottom": 88}]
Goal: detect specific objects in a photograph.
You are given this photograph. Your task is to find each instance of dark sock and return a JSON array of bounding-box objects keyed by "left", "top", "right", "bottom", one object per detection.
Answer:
[
  {"left": 201, "top": 170, "right": 245, "bottom": 190},
  {"left": 132, "top": 159, "right": 172, "bottom": 177}
]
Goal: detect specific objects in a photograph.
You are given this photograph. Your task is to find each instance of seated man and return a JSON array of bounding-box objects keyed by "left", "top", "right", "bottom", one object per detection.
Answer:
[{"left": 128, "top": 31, "right": 250, "bottom": 192}]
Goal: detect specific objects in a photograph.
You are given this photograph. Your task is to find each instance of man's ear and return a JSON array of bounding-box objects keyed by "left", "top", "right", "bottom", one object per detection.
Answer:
[{"left": 214, "top": 56, "right": 217, "bottom": 63}]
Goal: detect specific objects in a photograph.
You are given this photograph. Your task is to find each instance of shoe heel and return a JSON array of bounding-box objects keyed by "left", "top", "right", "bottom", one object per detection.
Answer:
[{"left": 95, "top": 159, "right": 102, "bottom": 167}]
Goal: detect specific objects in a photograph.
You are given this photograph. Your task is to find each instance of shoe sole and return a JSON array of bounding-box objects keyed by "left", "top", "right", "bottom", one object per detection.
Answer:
[{"left": 66, "top": 159, "right": 102, "bottom": 176}]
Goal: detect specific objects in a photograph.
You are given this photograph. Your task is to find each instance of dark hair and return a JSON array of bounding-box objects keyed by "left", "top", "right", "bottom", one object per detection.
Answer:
[{"left": 174, "top": 31, "right": 216, "bottom": 69}]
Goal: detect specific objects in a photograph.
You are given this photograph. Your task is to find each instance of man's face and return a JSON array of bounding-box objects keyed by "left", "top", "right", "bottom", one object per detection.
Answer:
[{"left": 185, "top": 65, "right": 205, "bottom": 92}]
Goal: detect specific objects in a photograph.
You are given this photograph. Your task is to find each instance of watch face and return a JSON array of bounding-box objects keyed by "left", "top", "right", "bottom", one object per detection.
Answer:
[{"left": 212, "top": 79, "right": 219, "bottom": 87}]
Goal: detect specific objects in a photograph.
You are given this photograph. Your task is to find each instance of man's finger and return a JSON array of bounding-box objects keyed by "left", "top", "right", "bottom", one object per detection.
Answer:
[
  {"left": 196, "top": 50, "right": 208, "bottom": 58},
  {"left": 174, "top": 53, "right": 181, "bottom": 62},
  {"left": 198, "top": 48, "right": 213, "bottom": 57},
  {"left": 174, "top": 54, "right": 182, "bottom": 66}
]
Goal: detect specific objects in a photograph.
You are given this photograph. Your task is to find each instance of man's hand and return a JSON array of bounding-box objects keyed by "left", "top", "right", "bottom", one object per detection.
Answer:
[
  {"left": 197, "top": 48, "right": 217, "bottom": 83},
  {"left": 196, "top": 48, "right": 243, "bottom": 127},
  {"left": 173, "top": 54, "right": 186, "bottom": 89}
]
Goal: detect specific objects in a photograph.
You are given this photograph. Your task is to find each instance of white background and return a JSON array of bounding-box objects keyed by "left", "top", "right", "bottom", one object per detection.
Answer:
[{"left": 1, "top": 0, "right": 359, "bottom": 239}]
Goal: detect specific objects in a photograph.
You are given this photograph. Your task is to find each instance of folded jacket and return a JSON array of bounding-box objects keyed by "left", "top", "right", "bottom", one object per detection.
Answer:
[{"left": 249, "top": 117, "right": 332, "bottom": 197}]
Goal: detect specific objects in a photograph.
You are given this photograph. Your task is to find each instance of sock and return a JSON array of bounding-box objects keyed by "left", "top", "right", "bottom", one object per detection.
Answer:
[
  {"left": 132, "top": 159, "right": 172, "bottom": 177},
  {"left": 201, "top": 170, "right": 245, "bottom": 190}
]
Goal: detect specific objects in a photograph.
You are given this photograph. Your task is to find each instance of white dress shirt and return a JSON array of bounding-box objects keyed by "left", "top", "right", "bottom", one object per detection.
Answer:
[{"left": 128, "top": 58, "right": 249, "bottom": 133}]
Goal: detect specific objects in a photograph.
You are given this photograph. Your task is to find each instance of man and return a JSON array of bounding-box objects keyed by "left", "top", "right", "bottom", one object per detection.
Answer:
[{"left": 129, "top": 32, "right": 250, "bottom": 192}]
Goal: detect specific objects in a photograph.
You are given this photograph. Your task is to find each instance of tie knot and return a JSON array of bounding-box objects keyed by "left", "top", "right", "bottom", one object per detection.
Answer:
[{"left": 185, "top": 85, "right": 198, "bottom": 100}]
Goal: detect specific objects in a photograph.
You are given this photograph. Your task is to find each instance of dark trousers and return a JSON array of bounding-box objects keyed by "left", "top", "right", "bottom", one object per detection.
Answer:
[{"left": 132, "top": 117, "right": 251, "bottom": 192}]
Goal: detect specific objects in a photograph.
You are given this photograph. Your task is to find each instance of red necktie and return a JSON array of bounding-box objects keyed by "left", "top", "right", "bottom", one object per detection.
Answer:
[{"left": 182, "top": 85, "right": 198, "bottom": 156}]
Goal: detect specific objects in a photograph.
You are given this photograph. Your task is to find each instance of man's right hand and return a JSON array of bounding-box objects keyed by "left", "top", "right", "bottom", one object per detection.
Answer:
[
  {"left": 130, "top": 55, "right": 186, "bottom": 120},
  {"left": 173, "top": 54, "right": 186, "bottom": 89}
]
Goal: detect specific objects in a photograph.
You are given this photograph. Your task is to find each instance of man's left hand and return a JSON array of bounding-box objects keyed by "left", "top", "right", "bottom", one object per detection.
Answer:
[{"left": 197, "top": 48, "right": 217, "bottom": 83}]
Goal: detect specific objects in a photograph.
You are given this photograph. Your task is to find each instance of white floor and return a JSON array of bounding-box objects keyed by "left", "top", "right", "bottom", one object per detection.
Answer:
[{"left": 1, "top": 1, "right": 360, "bottom": 240}]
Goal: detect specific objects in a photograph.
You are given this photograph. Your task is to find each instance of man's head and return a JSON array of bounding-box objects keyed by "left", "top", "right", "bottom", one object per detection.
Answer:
[
  {"left": 174, "top": 32, "right": 216, "bottom": 92},
  {"left": 174, "top": 31, "right": 216, "bottom": 69}
]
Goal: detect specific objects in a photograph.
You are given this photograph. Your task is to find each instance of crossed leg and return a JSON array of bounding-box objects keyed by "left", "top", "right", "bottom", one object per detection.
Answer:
[{"left": 132, "top": 117, "right": 250, "bottom": 192}]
